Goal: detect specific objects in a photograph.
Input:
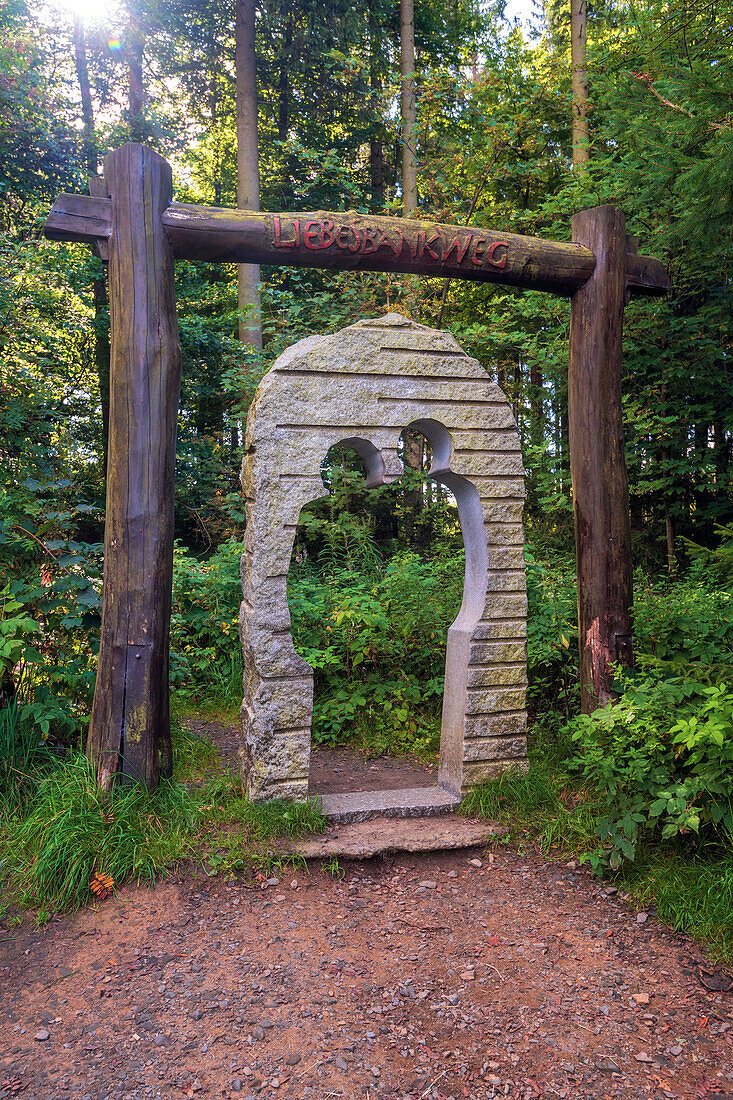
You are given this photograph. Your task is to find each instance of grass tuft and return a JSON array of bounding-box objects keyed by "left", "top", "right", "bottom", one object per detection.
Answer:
[
  {"left": 0, "top": 732, "right": 326, "bottom": 917},
  {"left": 1, "top": 753, "right": 200, "bottom": 912}
]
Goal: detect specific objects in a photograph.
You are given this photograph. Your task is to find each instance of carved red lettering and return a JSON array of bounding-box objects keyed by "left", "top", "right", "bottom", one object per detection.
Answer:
[
  {"left": 471, "top": 236, "right": 488, "bottom": 266},
  {"left": 381, "top": 229, "right": 404, "bottom": 256},
  {"left": 303, "top": 220, "right": 337, "bottom": 249},
  {"left": 273, "top": 215, "right": 299, "bottom": 248},
  {"left": 319, "top": 220, "right": 336, "bottom": 248},
  {"left": 488, "top": 240, "right": 508, "bottom": 268},
  {"left": 303, "top": 220, "right": 321, "bottom": 249},
  {"left": 337, "top": 224, "right": 362, "bottom": 252},
  {"left": 416, "top": 231, "right": 441, "bottom": 261},
  {"left": 362, "top": 226, "right": 382, "bottom": 254},
  {"left": 444, "top": 234, "right": 471, "bottom": 264}
]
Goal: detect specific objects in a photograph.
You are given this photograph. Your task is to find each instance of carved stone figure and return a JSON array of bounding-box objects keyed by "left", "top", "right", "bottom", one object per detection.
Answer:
[{"left": 240, "top": 314, "right": 527, "bottom": 803}]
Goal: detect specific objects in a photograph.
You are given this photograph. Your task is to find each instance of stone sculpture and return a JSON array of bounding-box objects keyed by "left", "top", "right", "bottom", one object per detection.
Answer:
[{"left": 240, "top": 314, "right": 527, "bottom": 803}]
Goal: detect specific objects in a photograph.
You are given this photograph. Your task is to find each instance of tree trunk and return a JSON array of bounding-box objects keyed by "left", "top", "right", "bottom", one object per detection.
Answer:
[
  {"left": 402, "top": 429, "right": 423, "bottom": 546},
  {"left": 73, "top": 17, "right": 95, "bottom": 175},
  {"left": 87, "top": 144, "right": 182, "bottom": 789},
  {"left": 570, "top": 0, "right": 590, "bottom": 166},
  {"left": 127, "top": 12, "right": 147, "bottom": 143},
  {"left": 73, "top": 17, "right": 110, "bottom": 477},
  {"left": 235, "top": 0, "right": 263, "bottom": 350},
  {"left": 92, "top": 260, "right": 110, "bottom": 476},
  {"left": 369, "top": 0, "right": 385, "bottom": 211},
  {"left": 278, "top": 15, "right": 292, "bottom": 142},
  {"left": 569, "top": 205, "right": 634, "bottom": 714},
  {"left": 400, "top": 0, "right": 418, "bottom": 213}
]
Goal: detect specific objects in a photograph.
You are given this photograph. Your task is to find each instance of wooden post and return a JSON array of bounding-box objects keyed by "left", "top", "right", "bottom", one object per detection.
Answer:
[
  {"left": 569, "top": 205, "right": 634, "bottom": 714},
  {"left": 86, "top": 144, "right": 182, "bottom": 788}
]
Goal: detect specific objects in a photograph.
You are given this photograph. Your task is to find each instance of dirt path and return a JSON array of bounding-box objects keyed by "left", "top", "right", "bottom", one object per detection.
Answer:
[
  {"left": 2, "top": 848, "right": 732, "bottom": 1100},
  {"left": 181, "top": 715, "right": 437, "bottom": 795},
  {"left": 2, "top": 722, "right": 732, "bottom": 1099}
]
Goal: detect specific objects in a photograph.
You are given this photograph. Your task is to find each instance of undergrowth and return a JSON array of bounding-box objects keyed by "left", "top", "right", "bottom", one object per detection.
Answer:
[
  {"left": 463, "top": 718, "right": 733, "bottom": 963},
  {"left": 0, "top": 718, "right": 325, "bottom": 921}
]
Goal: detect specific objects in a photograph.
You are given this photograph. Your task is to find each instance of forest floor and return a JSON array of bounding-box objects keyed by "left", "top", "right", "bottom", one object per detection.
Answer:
[{"left": 1, "top": 719, "right": 733, "bottom": 1100}]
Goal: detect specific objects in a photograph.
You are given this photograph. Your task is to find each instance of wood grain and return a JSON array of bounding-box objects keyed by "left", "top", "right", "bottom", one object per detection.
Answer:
[
  {"left": 44, "top": 176, "right": 670, "bottom": 297},
  {"left": 569, "top": 205, "right": 634, "bottom": 715},
  {"left": 86, "top": 144, "right": 182, "bottom": 788}
]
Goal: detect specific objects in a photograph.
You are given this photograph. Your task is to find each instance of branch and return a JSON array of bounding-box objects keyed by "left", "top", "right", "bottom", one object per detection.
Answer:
[{"left": 627, "top": 71, "right": 728, "bottom": 130}]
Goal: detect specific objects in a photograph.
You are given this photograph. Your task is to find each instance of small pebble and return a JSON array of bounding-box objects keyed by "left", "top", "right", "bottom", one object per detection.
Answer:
[
  {"left": 469, "top": 858, "right": 482, "bottom": 868},
  {"left": 34, "top": 1029, "right": 50, "bottom": 1041}
]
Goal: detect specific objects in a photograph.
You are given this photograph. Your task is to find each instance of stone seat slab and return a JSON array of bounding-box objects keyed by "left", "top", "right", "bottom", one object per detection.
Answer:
[{"left": 317, "top": 784, "right": 461, "bottom": 824}]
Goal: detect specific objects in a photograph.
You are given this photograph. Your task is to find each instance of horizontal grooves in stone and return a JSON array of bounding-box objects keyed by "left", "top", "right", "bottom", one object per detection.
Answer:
[
  {"left": 279, "top": 472, "right": 324, "bottom": 480},
  {"left": 377, "top": 396, "right": 506, "bottom": 408},
  {"left": 463, "top": 707, "right": 527, "bottom": 720},
  {"left": 277, "top": 423, "right": 401, "bottom": 431},
  {"left": 467, "top": 660, "right": 525, "bottom": 670},
  {"left": 278, "top": 368, "right": 481, "bottom": 381},
  {"left": 378, "top": 346, "right": 466, "bottom": 356}
]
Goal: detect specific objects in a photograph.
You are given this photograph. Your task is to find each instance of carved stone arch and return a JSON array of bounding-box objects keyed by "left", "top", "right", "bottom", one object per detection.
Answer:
[{"left": 240, "top": 314, "right": 527, "bottom": 803}]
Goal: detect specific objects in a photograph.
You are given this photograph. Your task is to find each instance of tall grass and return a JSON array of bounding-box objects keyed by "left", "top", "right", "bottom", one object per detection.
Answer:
[
  {"left": 2, "top": 753, "right": 201, "bottom": 911},
  {"left": 0, "top": 724, "right": 325, "bottom": 917},
  {"left": 0, "top": 701, "right": 51, "bottom": 818}
]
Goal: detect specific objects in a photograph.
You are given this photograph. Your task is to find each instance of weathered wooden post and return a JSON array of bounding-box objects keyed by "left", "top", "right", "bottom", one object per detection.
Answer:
[
  {"left": 569, "top": 205, "right": 634, "bottom": 714},
  {"left": 86, "top": 144, "right": 182, "bottom": 787}
]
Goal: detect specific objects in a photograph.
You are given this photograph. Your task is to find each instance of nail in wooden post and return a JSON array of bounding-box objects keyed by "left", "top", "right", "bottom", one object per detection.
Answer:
[
  {"left": 87, "top": 143, "right": 182, "bottom": 787},
  {"left": 569, "top": 205, "right": 634, "bottom": 714}
]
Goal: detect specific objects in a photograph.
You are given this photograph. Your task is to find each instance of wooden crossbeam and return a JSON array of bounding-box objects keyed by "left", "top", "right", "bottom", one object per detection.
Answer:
[{"left": 44, "top": 193, "right": 670, "bottom": 297}]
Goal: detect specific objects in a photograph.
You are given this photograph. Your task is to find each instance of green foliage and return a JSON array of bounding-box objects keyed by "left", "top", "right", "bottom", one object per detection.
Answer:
[
  {"left": 524, "top": 548, "right": 577, "bottom": 717},
  {"left": 567, "top": 672, "right": 733, "bottom": 870},
  {"left": 0, "top": 726, "right": 325, "bottom": 916},
  {"left": 169, "top": 541, "right": 243, "bottom": 697},
  {"left": 633, "top": 574, "right": 733, "bottom": 678},
  {"left": 289, "top": 548, "right": 461, "bottom": 755}
]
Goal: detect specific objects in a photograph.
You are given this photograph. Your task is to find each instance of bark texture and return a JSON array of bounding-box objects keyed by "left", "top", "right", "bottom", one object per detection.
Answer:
[
  {"left": 569, "top": 206, "right": 634, "bottom": 714},
  {"left": 86, "top": 144, "right": 182, "bottom": 788},
  {"left": 400, "top": 0, "right": 418, "bottom": 213},
  {"left": 235, "top": 0, "right": 262, "bottom": 349},
  {"left": 570, "top": 0, "right": 590, "bottom": 166}
]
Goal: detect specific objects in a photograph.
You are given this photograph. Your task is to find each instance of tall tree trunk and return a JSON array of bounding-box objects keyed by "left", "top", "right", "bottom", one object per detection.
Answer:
[
  {"left": 127, "top": 11, "right": 147, "bottom": 143},
  {"left": 529, "top": 361, "right": 544, "bottom": 449},
  {"left": 570, "top": 0, "right": 590, "bottom": 166},
  {"left": 278, "top": 15, "right": 292, "bottom": 142},
  {"left": 369, "top": 0, "right": 385, "bottom": 211},
  {"left": 236, "top": 0, "right": 263, "bottom": 350},
  {"left": 73, "top": 17, "right": 95, "bottom": 175},
  {"left": 400, "top": 0, "right": 418, "bottom": 213},
  {"left": 73, "top": 17, "right": 110, "bottom": 477}
]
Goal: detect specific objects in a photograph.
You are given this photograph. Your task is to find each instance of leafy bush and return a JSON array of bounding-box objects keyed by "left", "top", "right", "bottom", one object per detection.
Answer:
[
  {"left": 633, "top": 574, "right": 733, "bottom": 678},
  {"left": 170, "top": 540, "right": 244, "bottom": 697},
  {"left": 288, "top": 550, "right": 462, "bottom": 754},
  {"left": 524, "top": 548, "right": 577, "bottom": 717},
  {"left": 567, "top": 671, "right": 733, "bottom": 870}
]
